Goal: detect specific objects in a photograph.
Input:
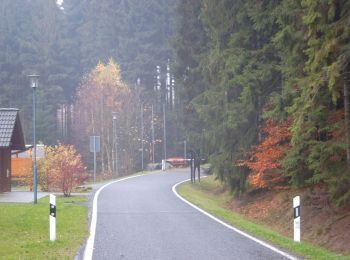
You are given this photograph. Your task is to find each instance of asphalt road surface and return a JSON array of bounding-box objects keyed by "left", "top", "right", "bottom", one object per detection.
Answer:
[{"left": 91, "top": 169, "right": 294, "bottom": 260}]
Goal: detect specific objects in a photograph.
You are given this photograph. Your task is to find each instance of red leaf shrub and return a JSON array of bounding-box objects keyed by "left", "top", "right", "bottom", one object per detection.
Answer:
[{"left": 237, "top": 119, "right": 292, "bottom": 189}]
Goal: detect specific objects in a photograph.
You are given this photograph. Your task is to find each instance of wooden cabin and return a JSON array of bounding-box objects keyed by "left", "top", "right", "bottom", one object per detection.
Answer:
[{"left": 0, "top": 109, "right": 26, "bottom": 192}]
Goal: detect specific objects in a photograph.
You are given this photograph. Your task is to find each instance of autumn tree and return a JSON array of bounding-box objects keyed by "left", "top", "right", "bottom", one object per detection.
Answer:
[
  {"left": 238, "top": 120, "right": 292, "bottom": 190},
  {"left": 72, "top": 59, "right": 139, "bottom": 175},
  {"left": 41, "top": 144, "right": 86, "bottom": 196}
]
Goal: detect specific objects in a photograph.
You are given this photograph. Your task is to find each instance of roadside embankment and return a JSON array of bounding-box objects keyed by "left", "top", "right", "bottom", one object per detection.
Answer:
[{"left": 177, "top": 176, "right": 350, "bottom": 260}]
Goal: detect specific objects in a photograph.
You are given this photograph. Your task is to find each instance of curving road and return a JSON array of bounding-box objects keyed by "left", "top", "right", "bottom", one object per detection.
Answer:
[{"left": 89, "top": 169, "right": 295, "bottom": 260}]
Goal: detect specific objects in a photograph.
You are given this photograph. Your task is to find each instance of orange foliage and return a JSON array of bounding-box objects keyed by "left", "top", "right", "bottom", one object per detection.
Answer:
[
  {"left": 72, "top": 59, "right": 137, "bottom": 175},
  {"left": 43, "top": 144, "right": 87, "bottom": 196},
  {"left": 237, "top": 119, "right": 292, "bottom": 189}
]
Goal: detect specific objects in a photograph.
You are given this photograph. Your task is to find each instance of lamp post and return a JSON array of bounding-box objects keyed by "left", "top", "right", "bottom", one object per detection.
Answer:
[
  {"left": 163, "top": 104, "right": 167, "bottom": 168},
  {"left": 151, "top": 105, "right": 155, "bottom": 163},
  {"left": 112, "top": 112, "right": 119, "bottom": 177},
  {"left": 141, "top": 103, "right": 144, "bottom": 171},
  {"left": 28, "top": 74, "right": 39, "bottom": 204}
]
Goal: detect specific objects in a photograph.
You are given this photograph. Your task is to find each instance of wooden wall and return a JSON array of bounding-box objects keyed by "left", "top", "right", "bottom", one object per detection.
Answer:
[
  {"left": 12, "top": 157, "right": 32, "bottom": 178},
  {"left": 0, "top": 148, "right": 11, "bottom": 192}
]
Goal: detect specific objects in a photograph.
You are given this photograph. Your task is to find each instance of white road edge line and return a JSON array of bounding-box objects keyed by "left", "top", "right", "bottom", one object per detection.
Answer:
[
  {"left": 172, "top": 178, "right": 298, "bottom": 260},
  {"left": 83, "top": 174, "right": 147, "bottom": 260}
]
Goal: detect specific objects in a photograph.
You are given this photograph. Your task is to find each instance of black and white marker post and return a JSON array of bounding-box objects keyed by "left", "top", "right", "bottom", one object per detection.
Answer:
[
  {"left": 293, "top": 196, "right": 300, "bottom": 242},
  {"left": 50, "top": 194, "right": 56, "bottom": 241}
]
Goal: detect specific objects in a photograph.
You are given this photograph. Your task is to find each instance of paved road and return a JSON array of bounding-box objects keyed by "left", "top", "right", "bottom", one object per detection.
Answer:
[{"left": 92, "top": 169, "right": 292, "bottom": 260}]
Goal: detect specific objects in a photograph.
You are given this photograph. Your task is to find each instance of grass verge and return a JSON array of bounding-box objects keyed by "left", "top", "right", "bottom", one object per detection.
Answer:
[
  {"left": 0, "top": 196, "right": 88, "bottom": 259},
  {"left": 177, "top": 176, "right": 350, "bottom": 260}
]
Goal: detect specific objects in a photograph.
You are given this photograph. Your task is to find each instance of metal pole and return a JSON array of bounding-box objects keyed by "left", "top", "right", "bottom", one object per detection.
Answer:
[
  {"left": 114, "top": 121, "right": 119, "bottom": 177},
  {"left": 184, "top": 140, "right": 187, "bottom": 160},
  {"left": 151, "top": 104, "right": 155, "bottom": 163},
  {"left": 141, "top": 104, "right": 144, "bottom": 171},
  {"left": 163, "top": 104, "right": 167, "bottom": 166},
  {"left": 112, "top": 114, "right": 118, "bottom": 177},
  {"left": 61, "top": 105, "right": 64, "bottom": 138},
  {"left": 33, "top": 86, "right": 37, "bottom": 204},
  {"left": 115, "top": 138, "right": 119, "bottom": 176},
  {"left": 64, "top": 105, "right": 68, "bottom": 138},
  {"left": 115, "top": 133, "right": 119, "bottom": 176},
  {"left": 93, "top": 138, "right": 96, "bottom": 183}
]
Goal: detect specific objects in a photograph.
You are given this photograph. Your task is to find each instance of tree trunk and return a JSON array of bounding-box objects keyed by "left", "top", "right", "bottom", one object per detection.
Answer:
[
  {"left": 101, "top": 96, "right": 105, "bottom": 173},
  {"left": 257, "top": 94, "right": 262, "bottom": 142},
  {"left": 344, "top": 73, "right": 350, "bottom": 166}
]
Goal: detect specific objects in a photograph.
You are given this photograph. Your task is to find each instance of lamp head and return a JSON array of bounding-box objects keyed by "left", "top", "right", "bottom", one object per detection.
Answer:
[{"left": 28, "top": 74, "right": 40, "bottom": 88}]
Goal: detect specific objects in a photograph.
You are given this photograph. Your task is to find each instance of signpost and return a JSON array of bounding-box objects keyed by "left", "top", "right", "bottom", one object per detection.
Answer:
[
  {"left": 293, "top": 196, "right": 301, "bottom": 242},
  {"left": 50, "top": 194, "right": 56, "bottom": 241},
  {"left": 90, "top": 136, "right": 100, "bottom": 183}
]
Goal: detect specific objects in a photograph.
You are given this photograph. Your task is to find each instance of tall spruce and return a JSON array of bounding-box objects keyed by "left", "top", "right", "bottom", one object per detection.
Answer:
[
  {"left": 175, "top": 0, "right": 282, "bottom": 194},
  {"left": 174, "top": 0, "right": 350, "bottom": 205}
]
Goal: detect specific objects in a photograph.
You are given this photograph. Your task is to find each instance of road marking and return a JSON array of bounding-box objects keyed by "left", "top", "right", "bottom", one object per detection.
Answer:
[
  {"left": 83, "top": 174, "right": 149, "bottom": 260},
  {"left": 172, "top": 179, "right": 298, "bottom": 260}
]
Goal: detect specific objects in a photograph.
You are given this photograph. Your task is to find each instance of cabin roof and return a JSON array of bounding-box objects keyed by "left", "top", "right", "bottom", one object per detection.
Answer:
[{"left": 0, "top": 108, "right": 25, "bottom": 150}]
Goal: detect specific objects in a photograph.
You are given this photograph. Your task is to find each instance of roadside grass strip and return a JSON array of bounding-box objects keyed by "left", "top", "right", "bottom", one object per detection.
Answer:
[
  {"left": 175, "top": 176, "right": 349, "bottom": 260},
  {"left": 0, "top": 196, "right": 88, "bottom": 259}
]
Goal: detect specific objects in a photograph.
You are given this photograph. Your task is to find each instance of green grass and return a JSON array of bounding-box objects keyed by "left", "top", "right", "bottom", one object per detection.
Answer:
[
  {"left": 0, "top": 196, "right": 88, "bottom": 259},
  {"left": 177, "top": 176, "right": 350, "bottom": 260}
]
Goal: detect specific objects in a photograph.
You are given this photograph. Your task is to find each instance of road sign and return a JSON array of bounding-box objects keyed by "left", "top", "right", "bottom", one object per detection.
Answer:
[
  {"left": 90, "top": 136, "right": 100, "bottom": 153},
  {"left": 90, "top": 136, "right": 100, "bottom": 183}
]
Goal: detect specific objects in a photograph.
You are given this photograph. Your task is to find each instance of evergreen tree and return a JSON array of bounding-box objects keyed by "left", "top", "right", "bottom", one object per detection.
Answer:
[
  {"left": 282, "top": 0, "right": 350, "bottom": 204},
  {"left": 174, "top": 0, "right": 350, "bottom": 205},
  {"left": 175, "top": 0, "right": 282, "bottom": 194},
  {"left": 74, "top": 0, "right": 178, "bottom": 87},
  {"left": 0, "top": 0, "right": 65, "bottom": 144}
]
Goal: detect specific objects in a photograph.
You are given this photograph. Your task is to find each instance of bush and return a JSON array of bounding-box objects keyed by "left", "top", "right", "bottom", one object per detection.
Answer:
[{"left": 42, "top": 144, "right": 87, "bottom": 196}]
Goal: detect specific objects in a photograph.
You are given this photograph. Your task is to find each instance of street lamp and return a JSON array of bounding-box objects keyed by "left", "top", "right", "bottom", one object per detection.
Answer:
[
  {"left": 151, "top": 105, "right": 155, "bottom": 163},
  {"left": 163, "top": 104, "right": 167, "bottom": 169},
  {"left": 140, "top": 103, "right": 144, "bottom": 172},
  {"left": 28, "top": 74, "right": 39, "bottom": 204},
  {"left": 112, "top": 112, "right": 119, "bottom": 176}
]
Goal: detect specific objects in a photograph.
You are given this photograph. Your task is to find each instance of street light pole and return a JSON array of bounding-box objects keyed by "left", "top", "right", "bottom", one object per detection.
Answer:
[
  {"left": 28, "top": 74, "right": 39, "bottom": 204},
  {"left": 141, "top": 104, "right": 144, "bottom": 171},
  {"left": 151, "top": 104, "right": 155, "bottom": 163},
  {"left": 112, "top": 112, "right": 119, "bottom": 177},
  {"left": 163, "top": 104, "right": 167, "bottom": 166}
]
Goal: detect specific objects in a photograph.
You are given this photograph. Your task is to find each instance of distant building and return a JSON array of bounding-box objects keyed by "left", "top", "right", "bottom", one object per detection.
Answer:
[{"left": 0, "top": 109, "right": 26, "bottom": 192}]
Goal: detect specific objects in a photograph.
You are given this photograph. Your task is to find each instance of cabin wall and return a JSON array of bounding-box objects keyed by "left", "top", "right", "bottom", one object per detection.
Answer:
[{"left": 0, "top": 148, "right": 11, "bottom": 192}]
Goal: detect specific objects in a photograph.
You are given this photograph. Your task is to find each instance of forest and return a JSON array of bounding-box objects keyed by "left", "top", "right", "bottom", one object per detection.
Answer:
[
  {"left": 0, "top": 0, "right": 179, "bottom": 174},
  {"left": 174, "top": 0, "right": 350, "bottom": 206},
  {"left": 0, "top": 0, "right": 349, "bottom": 205}
]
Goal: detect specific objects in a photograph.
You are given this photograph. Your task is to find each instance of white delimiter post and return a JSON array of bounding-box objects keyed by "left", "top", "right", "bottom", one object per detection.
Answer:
[
  {"left": 293, "top": 196, "right": 301, "bottom": 242},
  {"left": 50, "top": 194, "right": 56, "bottom": 241}
]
